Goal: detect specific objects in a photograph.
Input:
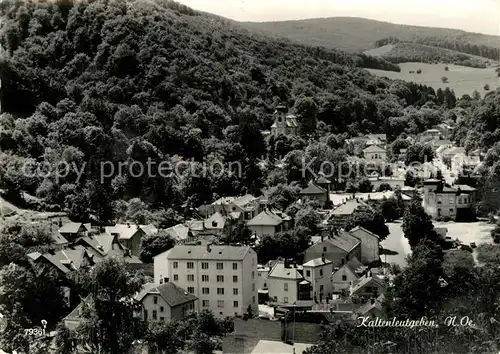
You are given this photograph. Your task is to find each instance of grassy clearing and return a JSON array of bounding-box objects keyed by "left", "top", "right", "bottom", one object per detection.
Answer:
[
  {"left": 476, "top": 244, "right": 500, "bottom": 264},
  {"left": 367, "top": 62, "right": 500, "bottom": 97}
]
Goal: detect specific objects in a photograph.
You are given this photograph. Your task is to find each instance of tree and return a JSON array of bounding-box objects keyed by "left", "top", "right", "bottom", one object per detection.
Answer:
[
  {"left": 402, "top": 200, "right": 438, "bottom": 249},
  {"left": 295, "top": 206, "right": 322, "bottom": 235},
  {"left": 484, "top": 84, "right": 490, "bottom": 91},
  {"left": 357, "top": 179, "right": 373, "bottom": 193},
  {"left": 294, "top": 97, "right": 318, "bottom": 136},
  {"left": 377, "top": 183, "right": 392, "bottom": 192},
  {"left": 444, "top": 66, "right": 449, "bottom": 71},
  {"left": 71, "top": 258, "right": 147, "bottom": 354},
  {"left": 345, "top": 209, "right": 389, "bottom": 241},
  {"left": 139, "top": 230, "right": 176, "bottom": 263},
  {"left": 441, "top": 76, "right": 448, "bottom": 83},
  {"left": 222, "top": 218, "right": 253, "bottom": 245},
  {"left": 380, "top": 197, "right": 401, "bottom": 221}
]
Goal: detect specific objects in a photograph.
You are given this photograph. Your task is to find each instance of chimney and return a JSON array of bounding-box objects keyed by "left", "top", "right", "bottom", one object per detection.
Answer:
[
  {"left": 207, "top": 243, "right": 212, "bottom": 252},
  {"left": 127, "top": 222, "right": 130, "bottom": 228},
  {"left": 341, "top": 258, "right": 345, "bottom": 265},
  {"left": 284, "top": 259, "right": 290, "bottom": 269}
]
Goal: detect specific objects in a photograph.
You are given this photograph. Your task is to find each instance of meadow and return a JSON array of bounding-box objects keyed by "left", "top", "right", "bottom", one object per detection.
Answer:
[{"left": 367, "top": 62, "right": 500, "bottom": 97}]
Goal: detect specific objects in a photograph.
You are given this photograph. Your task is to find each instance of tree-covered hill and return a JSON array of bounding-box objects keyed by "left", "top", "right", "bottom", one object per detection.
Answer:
[
  {"left": 0, "top": 0, "right": 452, "bottom": 221},
  {"left": 242, "top": 16, "right": 500, "bottom": 55}
]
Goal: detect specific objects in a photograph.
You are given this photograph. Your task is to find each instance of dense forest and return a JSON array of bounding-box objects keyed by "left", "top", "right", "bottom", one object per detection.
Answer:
[
  {"left": 0, "top": 0, "right": 452, "bottom": 224},
  {"left": 372, "top": 40, "right": 493, "bottom": 68}
]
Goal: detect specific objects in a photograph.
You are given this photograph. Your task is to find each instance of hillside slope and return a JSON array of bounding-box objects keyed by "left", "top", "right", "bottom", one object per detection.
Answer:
[{"left": 242, "top": 17, "right": 500, "bottom": 54}]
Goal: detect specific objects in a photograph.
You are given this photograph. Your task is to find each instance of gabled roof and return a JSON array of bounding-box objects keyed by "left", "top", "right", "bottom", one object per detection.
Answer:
[
  {"left": 324, "top": 231, "right": 361, "bottom": 253},
  {"left": 351, "top": 274, "right": 386, "bottom": 296},
  {"left": 356, "top": 297, "right": 384, "bottom": 315},
  {"left": 349, "top": 226, "right": 380, "bottom": 240},
  {"left": 28, "top": 247, "right": 93, "bottom": 274},
  {"left": 156, "top": 245, "right": 252, "bottom": 261},
  {"left": 316, "top": 176, "right": 332, "bottom": 184},
  {"left": 363, "top": 145, "right": 386, "bottom": 153},
  {"left": 59, "top": 222, "right": 88, "bottom": 234},
  {"left": 74, "top": 233, "right": 115, "bottom": 257},
  {"left": 135, "top": 282, "right": 197, "bottom": 307},
  {"left": 51, "top": 231, "right": 69, "bottom": 246},
  {"left": 345, "top": 257, "right": 366, "bottom": 274},
  {"left": 247, "top": 210, "right": 283, "bottom": 226},
  {"left": 105, "top": 224, "right": 145, "bottom": 240},
  {"left": 300, "top": 183, "right": 327, "bottom": 195},
  {"left": 268, "top": 261, "right": 303, "bottom": 280},
  {"left": 302, "top": 257, "right": 332, "bottom": 268},
  {"left": 330, "top": 199, "right": 369, "bottom": 216},
  {"left": 140, "top": 224, "right": 158, "bottom": 236},
  {"left": 166, "top": 224, "right": 190, "bottom": 241},
  {"left": 454, "top": 184, "right": 477, "bottom": 192},
  {"left": 271, "top": 114, "right": 299, "bottom": 128},
  {"left": 234, "top": 194, "right": 258, "bottom": 207},
  {"left": 185, "top": 219, "right": 204, "bottom": 232},
  {"left": 204, "top": 212, "right": 226, "bottom": 229}
]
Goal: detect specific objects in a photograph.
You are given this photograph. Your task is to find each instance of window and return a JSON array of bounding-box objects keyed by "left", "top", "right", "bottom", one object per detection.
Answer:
[
  {"left": 144, "top": 309, "right": 148, "bottom": 320},
  {"left": 233, "top": 288, "right": 238, "bottom": 295},
  {"left": 233, "top": 301, "right": 239, "bottom": 308},
  {"left": 342, "top": 275, "right": 347, "bottom": 281},
  {"left": 458, "top": 198, "right": 462, "bottom": 205},
  {"left": 252, "top": 283, "right": 255, "bottom": 291},
  {"left": 187, "top": 274, "right": 194, "bottom": 282},
  {"left": 217, "top": 300, "right": 224, "bottom": 308},
  {"left": 284, "top": 283, "right": 288, "bottom": 291},
  {"left": 173, "top": 274, "right": 178, "bottom": 281},
  {"left": 202, "top": 300, "right": 210, "bottom": 307},
  {"left": 233, "top": 263, "right": 238, "bottom": 270},
  {"left": 216, "top": 262, "right": 223, "bottom": 270},
  {"left": 323, "top": 247, "right": 327, "bottom": 252},
  {"left": 233, "top": 275, "right": 238, "bottom": 283},
  {"left": 437, "top": 197, "right": 442, "bottom": 205},
  {"left": 450, "top": 208, "right": 454, "bottom": 213},
  {"left": 188, "top": 287, "right": 194, "bottom": 294},
  {"left": 306, "top": 270, "right": 311, "bottom": 277},
  {"left": 253, "top": 296, "right": 255, "bottom": 304},
  {"left": 365, "top": 286, "right": 372, "bottom": 293},
  {"left": 320, "top": 285, "right": 324, "bottom": 293},
  {"left": 160, "top": 317, "right": 164, "bottom": 322},
  {"left": 187, "top": 262, "right": 194, "bottom": 269},
  {"left": 449, "top": 197, "right": 454, "bottom": 204},
  {"left": 173, "top": 261, "right": 178, "bottom": 269},
  {"left": 252, "top": 271, "right": 255, "bottom": 279},
  {"left": 202, "top": 275, "right": 209, "bottom": 282},
  {"left": 160, "top": 306, "right": 164, "bottom": 312},
  {"left": 284, "top": 297, "right": 289, "bottom": 303},
  {"left": 202, "top": 262, "right": 209, "bottom": 269},
  {"left": 319, "top": 269, "right": 323, "bottom": 277},
  {"left": 153, "top": 310, "right": 157, "bottom": 320},
  {"left": 217, "top": 275, "right": 224, "bottom": 282},
  {"left": 202, "top": 287, "right": 210, "bottom": 294},
  {"left": 217, "top": 288, "right": 224, "bottom": 295},
  {"left": 154, "top": 296, "right": 158, "bottom": 304}
]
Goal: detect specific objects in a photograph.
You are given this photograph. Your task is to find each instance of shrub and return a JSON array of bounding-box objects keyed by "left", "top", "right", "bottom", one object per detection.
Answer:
[
  {"left": 416, "top": 69, "right": 422, "bottom": 74},
  {"left": 441, "top": 76, "right": 449, "bottom": 83},
  {"left": 477, "top": 244, "right": 500, "bottom": 264},
  {"left": 484, "top": 84, "right": 490, "bottom": 91},
  {"left": 444, "top": 66, "right": 449, "bottom": 71}
]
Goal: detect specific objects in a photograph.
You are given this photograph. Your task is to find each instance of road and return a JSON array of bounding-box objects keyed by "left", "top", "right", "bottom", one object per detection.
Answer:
[{"left": 380, "top": 222, "right": 412, "bottom": 268}]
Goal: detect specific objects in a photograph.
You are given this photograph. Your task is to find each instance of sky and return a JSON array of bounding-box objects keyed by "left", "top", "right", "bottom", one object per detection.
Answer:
[{"left": 179, "top": 0, "right": 500, "bottom": 35}]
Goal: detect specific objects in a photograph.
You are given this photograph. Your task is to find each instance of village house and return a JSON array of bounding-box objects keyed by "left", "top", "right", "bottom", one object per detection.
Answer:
[
  {"left": 199, "top": 194, "right": 264, "bottom": 221},
  {"left": 27, "top": 247, "right": 95, "bottom": 277},
  {"left": 270, "top": 105, "right": 299, "bottom": 137},
  {"left": 331, "top": 257, "right": 366, "bottom": 297},
  {"left": 302, "top": 255, "right": 333, "bottom": 302},
  {"left": 299, "top": 182, "right": 329, "bottom": 204},
  {"left": 153, "top": 244, "right": 258, "bottom": 317},
  {"left": 165, "top": 223, "right": 192, "bottom": 242},
  {"left": 354, "top": 294, "right": 386, "bottom": 319},
  {"left": 303, "top": 230, "right": 362, "bottom": 267},
  {"left": 105, "top": 223, "right": 147, "bottom": 256},
  {"left": 327, "top": 198, "right": 372, "bottom": 229},
  {"left": 366, "top": 134, "right": 387, "bottom": 147},
  {"left": 246, "top": 209, "right": 291, "bottom": 238},
  {"left": 267, "top": 260, "right": 306, "bottom": 304},
  {"left": 432, "top": 123, "right": 454, "bottom": 140},
  {"left": 348, "top": 226, "right": 380, "bottom": 265},
  {"left": 256, "top": 264, "right": 270, "bottom": 302},
  {"left": 363, "top": 145, "right": 387, "bottom": 161},
  {"left": 58, "top": 222, "right": 91, "bottom": 242},
  {"left": 420, "top": 128, "right": 442, "bottom": 142},
  {"left": 349, "top": 270, "right": 387, "bottom": 300},
  {"left": 422, "top": 179, "right": 477, "bottom": 220},
  {"left": 134, "top": 282, "right": 197, "bottom": 323}
]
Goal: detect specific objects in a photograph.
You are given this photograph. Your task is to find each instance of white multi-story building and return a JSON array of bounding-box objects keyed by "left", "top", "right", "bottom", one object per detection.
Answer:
[{"left": 153, "top": 244, "right": 258, "bottom": 317}]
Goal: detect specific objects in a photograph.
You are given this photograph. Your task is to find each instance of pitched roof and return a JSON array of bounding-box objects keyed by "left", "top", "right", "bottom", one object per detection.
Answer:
[
  {"left": 302, "top": 257, "right": 332, "bottom": 267},
  {"left": 316, "top": 176, "right": 332, "bottom": 184},
  {"left": 234, "top": 194, "right": 258, "bottom": 206},
  {"left": 271, "top": 114, "right": 299, "bottom": 128},
  {"left": 356, "top": 298, "right": 384, "bottom": 315},
  {"left": 349, "top": 226, "right": 380, "bottom": 240},
  {"left": 345, "top": 257, "right": 366, "bottom": 274},
  {"left": 300, "top": 183, "right": 327, "bottom": 195},
  {"left": 185, "top": 219, "right": 204, "bottom": 231},
  {"left": 105, "top": 224, "right": 145, "bottom": 240},
  {"left": 28, "top": 247, "right": 92, "bottom": 274},
  {"left": 156, "top": 245, "right": 252, "bottom": 261},
  {"left": 351, "top": 274, "right": 386, "bottom": 296},
  {"left": 247, "top": 210, "right": 283, "bottom": 226},
  {"left": 454, "top": 184, "right": 477, "bottom": 192},
  {"left": 363, "top": 145, "right": 386, "bottom": 153},
  {"left": 59, "top": 222, "right": 87, "bottom": 234},
  {"left": 204, "top": 212, "right": 226, "bottom": 229},
  {"left": 75, "top": 233, "right": 115, "bottom": 257},
  {"left": 330, "top": 199, "right": 369, "bottom": 216},
  {"left": 51, "top": 231, "right": 69, "bottom": 246},
  {"left": 135, "top": 282, "right": 197, "bottom": 307},
  {"left": 325, "top": 231, "right": 361, "bottom": 253},
  {"left": 268, "top": 261, "right": 304, "bottom": 280},
  {"left": 166, "top": 224, "right": 190, "bottom": 241},
  {"left": 140, "top": 224, "right": 158, "bottom": 236}
]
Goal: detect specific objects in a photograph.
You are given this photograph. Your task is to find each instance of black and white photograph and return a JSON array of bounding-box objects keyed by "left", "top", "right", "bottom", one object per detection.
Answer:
[{"left": 0, "top": 0, "right": 499, "bottom": 353}]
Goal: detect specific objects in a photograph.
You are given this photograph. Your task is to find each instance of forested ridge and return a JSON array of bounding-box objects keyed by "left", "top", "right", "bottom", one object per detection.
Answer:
[{"left": 0, "top": 0, "right": 447, "bottom": 223}]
